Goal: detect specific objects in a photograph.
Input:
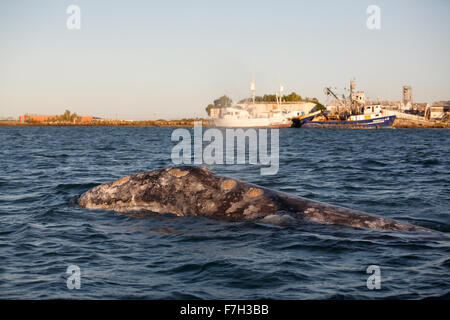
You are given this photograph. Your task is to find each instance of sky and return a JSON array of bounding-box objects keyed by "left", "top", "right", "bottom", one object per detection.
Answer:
[{"left": 0, "top": 0, "right": 449, "bottom": 120}]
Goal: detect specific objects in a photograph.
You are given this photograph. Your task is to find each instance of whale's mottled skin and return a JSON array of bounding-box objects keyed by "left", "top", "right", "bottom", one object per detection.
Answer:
[{"left": 78, "top": 166, "right": 431, "bottom": 232}]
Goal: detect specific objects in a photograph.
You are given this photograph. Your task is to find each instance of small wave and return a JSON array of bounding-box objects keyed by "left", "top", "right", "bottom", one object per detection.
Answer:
[
  {"left": 259, "top": 214, "right": 296, "bottom": 226},
  {"left": 33, "top": 153, "right": 69, "bottom": 158}
]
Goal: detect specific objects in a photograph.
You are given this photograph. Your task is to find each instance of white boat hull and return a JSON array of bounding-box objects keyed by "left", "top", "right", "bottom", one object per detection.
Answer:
[{"left": 213, "top": 118, "right": 291, "bottom": 128}]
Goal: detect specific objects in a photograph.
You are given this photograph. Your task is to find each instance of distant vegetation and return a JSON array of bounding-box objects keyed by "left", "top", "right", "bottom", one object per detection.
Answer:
[
  {"left": 30, "top": 109, "right": 78, "bottom": 123},
  {"left": 205, "top": 95, "right": 233, "bottom": 116},
  {"left": 239, "top": 91, "right": 320, "bottom": 104},
  {"left": 3, "top": 118, "right": 214, "bottom": 127},
  {"left": 55, "top": 109, "right": 78, "bottom": 122},
  {"left": 313, "top": 103, "right": 326, "bottom": 112}
]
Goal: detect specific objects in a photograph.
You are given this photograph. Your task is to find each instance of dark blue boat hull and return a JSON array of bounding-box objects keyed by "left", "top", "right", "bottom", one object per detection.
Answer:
[
  {"left": 299, "top": 115, "right": 396, "bottom": 128},
  {"left": 291, "top": 114, "right": 318, "bottom": 128}
]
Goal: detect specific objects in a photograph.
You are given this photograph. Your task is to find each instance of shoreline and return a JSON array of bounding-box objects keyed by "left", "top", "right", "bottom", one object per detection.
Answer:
[
  {"left": 392, "top": 118, "right": 450, "bottom": 129},
  {"left": 0, "top": 119, "right": 214, "bottom": 127},
  {"left": 0, "top": 118, "right": 448, "bottom": 128}
]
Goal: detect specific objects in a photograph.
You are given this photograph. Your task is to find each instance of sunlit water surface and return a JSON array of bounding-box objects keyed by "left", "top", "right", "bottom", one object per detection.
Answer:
[{"left": 0, "top": 127, "right": 448, "bottom": 299}]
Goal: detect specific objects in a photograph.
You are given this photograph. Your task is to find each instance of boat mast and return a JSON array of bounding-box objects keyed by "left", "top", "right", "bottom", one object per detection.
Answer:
[
  {"left": 250, "top": 74, "right": 256, "bottom": 105},
  {"left": 350, "top": 79, "right": 354, "bottom": 113},
  {"left": 277, "top": 74, "right": 284, "bottom": 108},
  {"left": 349, "top": 78, "right": 362, "bottom": 114},
  {"left": 324, "top": 87, "right": 346, "bottom": 114}
]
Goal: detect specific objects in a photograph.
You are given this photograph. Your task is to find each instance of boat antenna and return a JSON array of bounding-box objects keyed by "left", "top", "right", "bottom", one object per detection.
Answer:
[
  {"left": 277, "top": 74, "right": 284, "bottom": 106},
  {"left": 250, "top": 73, "right": 255, "bottom": 104}
]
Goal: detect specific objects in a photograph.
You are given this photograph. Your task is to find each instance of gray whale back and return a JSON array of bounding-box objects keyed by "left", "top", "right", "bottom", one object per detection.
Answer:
[{"left": 78, "top": 166, "right": 431, "bottom": 232}]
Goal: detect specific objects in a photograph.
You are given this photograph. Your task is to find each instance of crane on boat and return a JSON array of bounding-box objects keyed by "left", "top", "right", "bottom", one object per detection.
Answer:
[{"left": 324, "top": 87, "right": 348, "bottom": 115}]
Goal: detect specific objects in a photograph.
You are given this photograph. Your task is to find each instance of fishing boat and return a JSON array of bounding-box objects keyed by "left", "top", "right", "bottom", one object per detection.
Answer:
[
  {"left": 213, "top": 107, "right": 292, "bottom": 128},
  {"left": 296, "top": 81, "right": 396, "bottom": 129},
  {"left": 299, "top": 113, "right": 396, "bottom": 128}
]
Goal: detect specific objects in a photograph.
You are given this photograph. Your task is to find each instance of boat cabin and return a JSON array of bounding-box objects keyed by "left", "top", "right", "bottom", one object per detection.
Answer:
[
  {"left": 363, "top": 105, "right": 383, "bottom": 115},
  {"left": 349, "top": 105, "right": 385, "bottom": 121}
]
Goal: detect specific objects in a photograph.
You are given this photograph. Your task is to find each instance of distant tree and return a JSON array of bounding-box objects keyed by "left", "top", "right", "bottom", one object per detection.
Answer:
[
  {"left": 205, "top": 95, "right": 233, "bottom": 116},
  {"left": 304, "top": 97, "right": 319, "bottom": 103},
  {"left": 283, "top": 92, "right": 303, "bottom": 102},
  {"left": 63, "top": 109, "right": 71, "bottom": 121},
  {"left": 70, "top": 112, "right": 77, "bottom": 121},
  {"left": 205, "top": 104, "right": 215, "bottom": 116},
  {"left": 262, "top": 94, "right": 277, "bottom": 102},
  {"left": 314, "top": 103, "right": 326, "bottom": 112},
  {"left": 54, "top": 109, "right": 78, "bottom": 122},
  {"left": 239, "top": 92, "right": 322, "bottom": 104},
  {"left": 213, "top": 95, "right": 233, "bottom": 108}
]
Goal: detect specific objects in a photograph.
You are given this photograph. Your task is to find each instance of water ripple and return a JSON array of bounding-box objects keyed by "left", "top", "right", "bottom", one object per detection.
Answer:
[{"left": 0, "top": 127, "right": 448, "bottom": 299}]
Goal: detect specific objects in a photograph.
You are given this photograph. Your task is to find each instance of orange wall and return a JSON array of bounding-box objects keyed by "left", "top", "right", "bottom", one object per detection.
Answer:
[
  {"left": 19, "top": 115, "right": 51, "bottom": 122},
  {"left": 80, "top": 116, "right": 93, "bottom": 122},
  {"left": 19, "top": 114, "right": 94, "bottom": 123}
]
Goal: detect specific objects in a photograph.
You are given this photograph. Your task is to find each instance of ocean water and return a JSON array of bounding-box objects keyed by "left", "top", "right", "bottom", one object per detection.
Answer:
[{"left": 0, "top": 126, "right": 448, "bottom": 299}]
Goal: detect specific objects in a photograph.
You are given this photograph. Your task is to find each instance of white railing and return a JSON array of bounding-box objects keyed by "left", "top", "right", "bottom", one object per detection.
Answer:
[{"left": 382, "top": 110, "right": 431, "bottom": 122}]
